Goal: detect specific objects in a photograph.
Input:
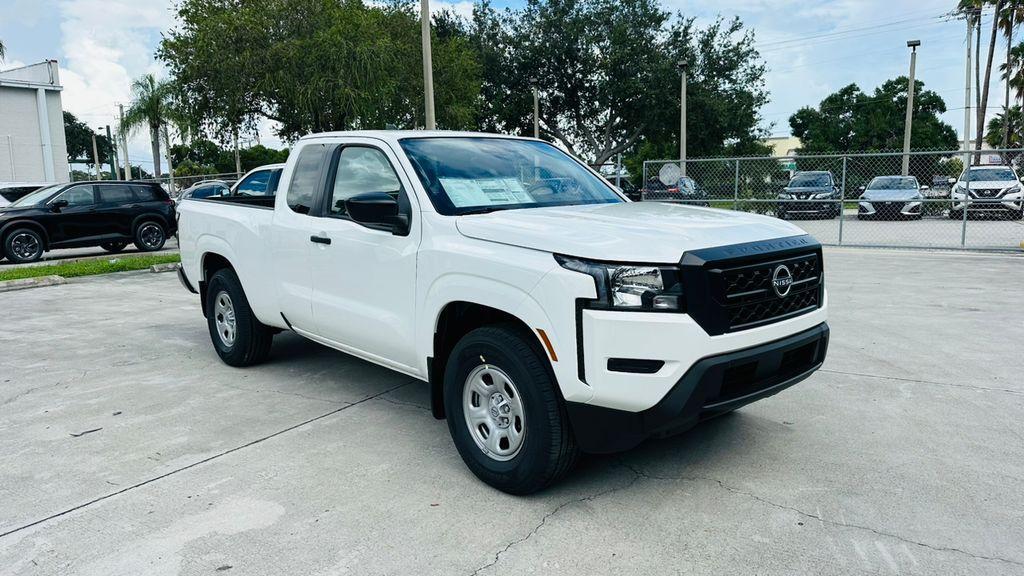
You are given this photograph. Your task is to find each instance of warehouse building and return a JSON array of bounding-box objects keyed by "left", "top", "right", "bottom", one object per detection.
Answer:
[{"left": 0, "top": 60, "right": 69, "bottom": 183}]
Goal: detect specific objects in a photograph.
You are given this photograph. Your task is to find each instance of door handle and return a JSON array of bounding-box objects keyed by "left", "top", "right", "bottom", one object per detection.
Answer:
[{"left": 310, "top": 235, "right": 331, "bottom": 245}]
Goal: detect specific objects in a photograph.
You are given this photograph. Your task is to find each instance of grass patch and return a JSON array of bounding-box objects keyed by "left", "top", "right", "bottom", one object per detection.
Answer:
[{"left": 0, "top": 253, "right": 180, "bottom": 282}]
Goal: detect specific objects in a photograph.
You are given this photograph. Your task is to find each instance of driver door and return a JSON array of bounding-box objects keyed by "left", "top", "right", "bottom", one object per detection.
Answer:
[{"left": 309, "top": 140, "right": 421, "bottom": 373}]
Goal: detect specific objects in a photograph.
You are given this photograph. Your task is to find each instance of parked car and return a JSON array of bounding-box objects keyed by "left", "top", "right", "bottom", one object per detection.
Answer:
[
  {"left": 0, "top": 181, "right": 176, "bottom": 263},
  {"left": 176, "top": 180, "right": 232, "bottom": 206},
  {"left": 231, "top": 164, "right": 284, "bottom": 197},
  {"left": 857, "top": 176, "right": 926, "bottom": 220},
  {"left": 613, "top": 179, "right": 641, "bottom": 202},
  {"left": 0, "top": 182, "right": 54, "bottom": 208},
  {"left": 177, "top": 131, "right": 829, "bottom": 494},
  {"left": 928, "top": 175, "right": 952, "bottom": 198},
  {"left": 642, "top": 176, "right": 711, "bottom": 205},
  {"left": 777, "top": 171, "right": 841, "bottom": 219},
  {"left": 948, "top": 165, "right": 1024, "bottom": 220}
]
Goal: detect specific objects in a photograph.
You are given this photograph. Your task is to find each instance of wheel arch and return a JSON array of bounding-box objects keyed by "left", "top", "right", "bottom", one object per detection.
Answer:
[
  {"left": 429, "top": 300, "right": 558, "bottom": 421},
  {"left": 0, "top": 220, "right": 50, "bottom": 251},
  {"left": 131, "top": 212, "right": 171, "bottom": 233},
  {"left": 197, "top": 251, "right": 236, "bottom": 318}
]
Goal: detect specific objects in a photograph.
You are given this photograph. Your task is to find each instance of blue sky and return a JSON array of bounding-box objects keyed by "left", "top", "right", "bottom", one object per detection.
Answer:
[{"left": 0, "top": 0, "right": 1004, "bottom": 168}]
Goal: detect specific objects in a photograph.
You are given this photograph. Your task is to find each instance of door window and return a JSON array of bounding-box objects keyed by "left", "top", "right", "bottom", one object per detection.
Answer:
[
  {"left": 329, "top": 147, "right": 402, "bottom": 217},
  {"left": 98, "top": 185, "right": 134, "bottom": 204},
  {"left": 132, "top": 185, "right": 158, "bottom": 201},
  {"left": 235, "top": 171, "right": 271, "bottom": 196},
  {"left": 287, "top": 145, "right": 328, "bottom": 214},
  {"left": 55, "top": 186, "right": 97, "bottom": 207}
]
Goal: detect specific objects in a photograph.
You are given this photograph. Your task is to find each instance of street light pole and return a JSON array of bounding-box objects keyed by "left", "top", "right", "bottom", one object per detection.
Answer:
[
  {"left": 119, "top": 104, "right": 132, "bottom": 180},
  {"left": 678, "top": 59, "right": 687, "bottom": 177},
  {"left": 901, "top": 40, "right": 920, "bottom": 176},
  {"left": 420, "top": 0, "right": 436, "bottom": 130},
  {"left": 531, "top": 78, "right": 539, "bottom": 138},
  {"left": 91, "top": 132, "right": 101, "bottom": 180},
  {"left": 105, "top": 124, "right": 120, "bottom": 180}
]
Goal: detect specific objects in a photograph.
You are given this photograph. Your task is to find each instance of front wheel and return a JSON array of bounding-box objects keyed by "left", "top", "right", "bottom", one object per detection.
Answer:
[
  {"left": 444, "top": 324, "right": 579, "bottom": 494},
  {"left": 3, "top": 228, "right": 44, "bottom": 263},
  {"left": 206, "top": 268, "right": 274, "bottom": 367}
]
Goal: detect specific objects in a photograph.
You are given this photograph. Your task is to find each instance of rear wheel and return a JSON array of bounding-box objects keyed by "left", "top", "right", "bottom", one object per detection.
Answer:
[
  {"left": 444, "top": 324, "right": 579, "bottom": 494},
  {"left": 3, "top": 228, "right": 44, "bottom": 263},
  {"left": 206, "top": 268, "right": 274, "bottom": 367},
  {"left": 134, "top": 221, "right": 166, "bottom": 252},
  {"left": 101, "top": 241, "right": 128, "bottom": 253}
]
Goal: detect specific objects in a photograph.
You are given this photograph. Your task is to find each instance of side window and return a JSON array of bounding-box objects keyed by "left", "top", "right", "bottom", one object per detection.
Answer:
[
  {"left": 132, "top": 185, "right": 158, "bottom": 201},
  {"left": 329, "top": 147, "right": 402, "bottom": 217},
  {"left": 98, "top": 184, "right": 134, "bottom": 204},
  {"left": 235, "top": 171, "right": 271, "bottom": 196},
  {"left": 287, "top": 145, "right": 328, "bottom": 214},
  {"left": 267, "top": 169, "right": 282, "bottom": 195},
  {"left": 56, "top": 185, "right": 96, "bottom": 207}
]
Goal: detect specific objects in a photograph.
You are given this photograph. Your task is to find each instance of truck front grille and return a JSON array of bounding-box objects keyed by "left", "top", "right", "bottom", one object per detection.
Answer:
[{"left": 680, "top": 236, "right": 824, "bottom": 336}]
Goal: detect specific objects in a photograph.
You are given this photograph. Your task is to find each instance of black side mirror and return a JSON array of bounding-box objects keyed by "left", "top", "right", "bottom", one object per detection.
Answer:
[
  {"left": 50, "top": 199, "right": 69, "bottom": 212},
  {"left": 345, "top": 192, "right": 409, "bottom": 234}
]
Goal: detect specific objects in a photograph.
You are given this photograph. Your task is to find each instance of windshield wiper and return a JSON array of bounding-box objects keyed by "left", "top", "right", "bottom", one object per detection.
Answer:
[{"left": 457, "top": 207, "right": 503, "bottom": 215}]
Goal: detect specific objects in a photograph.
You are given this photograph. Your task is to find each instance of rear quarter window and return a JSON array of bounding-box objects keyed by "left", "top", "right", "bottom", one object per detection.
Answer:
[
  {"left": 98, "top": 185, "right": 134, "bottom": 204},
  {"left": 287, "top": 145, "right": 328, "bottom": 214}
]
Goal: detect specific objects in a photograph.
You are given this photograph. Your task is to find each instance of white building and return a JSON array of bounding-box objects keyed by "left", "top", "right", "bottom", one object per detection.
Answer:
[{"left": 0, "top": 60, "right": 70, "bottom": 183}]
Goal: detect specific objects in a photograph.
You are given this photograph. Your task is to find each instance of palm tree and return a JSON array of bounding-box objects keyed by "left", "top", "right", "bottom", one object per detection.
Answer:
[
  {"left": 120, "top": 74, "right": 173, "bottom": 176},
  {"left": 999, "top": 0, "right": 1024, "bottom": 147}
]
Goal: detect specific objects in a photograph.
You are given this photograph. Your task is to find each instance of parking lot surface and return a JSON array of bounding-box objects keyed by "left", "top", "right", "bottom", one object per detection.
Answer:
[
  {"left": 0, "top": 248, "right": 1022, "bottom": 575},
  {"left": 0, "top": 238, "right": 179, "bottom": 269}
]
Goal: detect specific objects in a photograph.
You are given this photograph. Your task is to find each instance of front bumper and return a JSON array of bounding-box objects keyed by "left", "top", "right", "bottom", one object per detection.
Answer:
[
  {"left": 858, "top": 200, "right": 922, "bottom": 218},
  {"left": 566, "top": 322, "right": 829, "bottom": 453},
  {"left": 777, "top": 200, "right": 838, "bottom": 216}
]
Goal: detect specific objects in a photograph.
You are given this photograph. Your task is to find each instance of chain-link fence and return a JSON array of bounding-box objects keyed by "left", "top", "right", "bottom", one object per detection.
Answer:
[
  {"left": 69, "top": 171, "right": 241, "bottom": 197},
  {"left": 643, "top": 149, "right": 1024, "bottom": 252}
]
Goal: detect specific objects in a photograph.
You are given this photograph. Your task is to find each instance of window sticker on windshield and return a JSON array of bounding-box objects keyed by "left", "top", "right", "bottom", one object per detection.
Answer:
[{"left": 439, "top": 178, "right": 534, "bottom": 207}]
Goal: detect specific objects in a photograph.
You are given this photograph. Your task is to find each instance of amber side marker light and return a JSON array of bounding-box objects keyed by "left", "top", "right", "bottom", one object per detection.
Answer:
[{"left": 536, "top": 328, "right": 558, "bottom": 362}]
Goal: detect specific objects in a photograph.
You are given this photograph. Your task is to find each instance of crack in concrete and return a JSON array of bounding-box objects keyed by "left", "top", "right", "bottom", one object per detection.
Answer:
[
  {"left": 0, "top": 380, "right": 416, "bottom": 540},
  {"left": 376, "top": 395, "right": 431, "bottom": 412},
  {"left": 622, "top": 463, "right": 1024, "bottom": 569},
  {"left": 820, "top": 368, "right": 1024, "bottom": 397},
  {"left": 469, "top": 466, "right": 642, "bottom": 576},
  {"left": 215, "top": 381, "right": 350, "bottom": 405}
]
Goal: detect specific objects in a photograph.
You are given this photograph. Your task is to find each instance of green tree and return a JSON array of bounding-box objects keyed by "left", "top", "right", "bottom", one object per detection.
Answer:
[
  {"left": 120, "top": 74, "right": 174, "bottom": 176},
  {"left": 159, "top": 0, "right": 480, "bottom": 143},
  {"left": 63, "top": 111, "right": 112, "bottom": 167},
  {"left": 986, "top": 106, "right": 1024, "bottom": 151},
  {"left": 789, "top": 78, "right": 958, "bottom": 152}
]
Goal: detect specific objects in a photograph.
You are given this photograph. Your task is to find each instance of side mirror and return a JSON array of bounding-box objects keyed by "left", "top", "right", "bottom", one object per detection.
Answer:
[
  {"left": 857, "top": 185, "right": 865, "bottom": 192},
  {"left": 920, "top": 185, "right": 930, "bottom": 191},
  {"left": 50, "top": 199, "right": 69, "bottom": 212},
  {"left": 947, "top": 177, "right": 957, "bottom": 186},
  {"left": 345, "top": 192, "right": 409, "bottom": 234}
]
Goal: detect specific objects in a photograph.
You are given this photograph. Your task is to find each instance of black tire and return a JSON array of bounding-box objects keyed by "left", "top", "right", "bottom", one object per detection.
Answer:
[
  {"left": 949, "top": 209, "right": 964, "bottom": 220},
  {"left": 101, "top": 241, "right": 128, "bottom": 253},
  {"left": 443, "top": 324, "right": 579, "bottom": 494},
  {"left": 3, "top": 227, "right": 44, "bottom": 263},
  {"left": 206, "top": 268, "right": 274, "bottom": 367},
  {"left": 134, "top": 220, "right": 166, "bottom": 252}
]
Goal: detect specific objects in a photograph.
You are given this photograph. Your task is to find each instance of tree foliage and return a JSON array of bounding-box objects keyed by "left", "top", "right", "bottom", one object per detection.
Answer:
[
  {"left": 789, "top": 78, "right": 959, "bottom": 153},
  {"left": 170, "top": 139, "right": 290, "bottom": 175},
  {"left": 64, "top": 111, "right": 112, "bottom": 166},
  {"left": 120, "top": 74, "right": 175, "bottom": 176},
  {"left": 159, "top": 0, "right": 480, "bottom": 143}
]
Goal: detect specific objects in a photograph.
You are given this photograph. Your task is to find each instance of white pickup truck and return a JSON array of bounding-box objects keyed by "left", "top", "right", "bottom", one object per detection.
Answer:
[{"left": 177, "top": 131, "right": 829, "bottom": 494}]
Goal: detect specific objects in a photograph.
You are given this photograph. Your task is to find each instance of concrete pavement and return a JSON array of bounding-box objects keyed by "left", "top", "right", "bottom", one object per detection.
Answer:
[{"left": 0, "top": 248, "right": 1021, "bottom": 575}]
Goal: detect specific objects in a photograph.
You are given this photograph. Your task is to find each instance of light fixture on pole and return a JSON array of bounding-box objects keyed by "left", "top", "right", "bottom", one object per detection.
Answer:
[
  {"left": 420, "top": 0, "right": 436, "bottom": 130},
  {"left": 901, "top": 40, "right": 920, "bottom": 176},
  {"left": 530, "top": 77, "right": 539, "bottom": 139},
  {"left": 678, "top": 59, "right": 687, "bottom": 177}
]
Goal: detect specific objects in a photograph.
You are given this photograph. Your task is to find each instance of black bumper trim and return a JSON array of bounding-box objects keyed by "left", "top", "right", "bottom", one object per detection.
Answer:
[
  {"left": 565, "top": 322, "right": 829, "bottom": 454},
  {"left": 177, "top": 264, "right": 198, "bottom": 294}
]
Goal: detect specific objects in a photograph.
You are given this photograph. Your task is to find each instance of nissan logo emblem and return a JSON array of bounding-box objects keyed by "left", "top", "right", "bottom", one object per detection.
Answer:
[{"left": 772, "top": 264, "right": 793, "bottom": 297}]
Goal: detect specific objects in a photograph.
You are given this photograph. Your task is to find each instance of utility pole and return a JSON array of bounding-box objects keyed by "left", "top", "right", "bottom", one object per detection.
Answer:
[
  {"left": 163, "top": 126, "right": 175, "bottom": 195},
  {"left": 91, "top": 132, "right": 101, "bottom": 179},
  {"left": 964, "top": 15, "right": 974, "bottom": 164},
  {"left": 105, "top": 125, "right": 120, "bottom": 180},
  {"left": 234, "top": 131, "right": 241, "bottom": 177},
  {"left": 119, "top": 104, "right": 132, "bottom": 180},
  {"left": 678, "top": 59, "right": 687, "bottom": 177},
  {"left": 901, "top": 40, "right": 920, "bottom": 176},
  {"left": 531, "top": 78, "right": 540, "bottom": 138},
  {"left": 420, "top": 0, "right": 436, "bottom": 130}
]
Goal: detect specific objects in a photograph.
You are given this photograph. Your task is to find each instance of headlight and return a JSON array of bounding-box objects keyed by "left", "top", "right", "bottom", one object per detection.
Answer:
[
  {"left": 812, "top": 192, "right": 834, "bottom": 199},
  {"left": 555, "top": 255, "right": 685, "bottom": 312},
  {"left": 779, "top": 193, "right": 792, "bottom": 199},
  {"left": 1003, "top": 185, "right": 1021, "bottom": 195}
]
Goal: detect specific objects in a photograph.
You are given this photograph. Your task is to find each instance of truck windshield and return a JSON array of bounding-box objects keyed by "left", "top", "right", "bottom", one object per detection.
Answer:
[{"left": 399, "top": 137, "right": 623, "bottom": 215}]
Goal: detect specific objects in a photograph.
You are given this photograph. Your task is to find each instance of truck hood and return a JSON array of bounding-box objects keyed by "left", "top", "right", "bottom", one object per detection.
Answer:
[{"left": 455, "top": 202, "right": 806, "bottom": 263}]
